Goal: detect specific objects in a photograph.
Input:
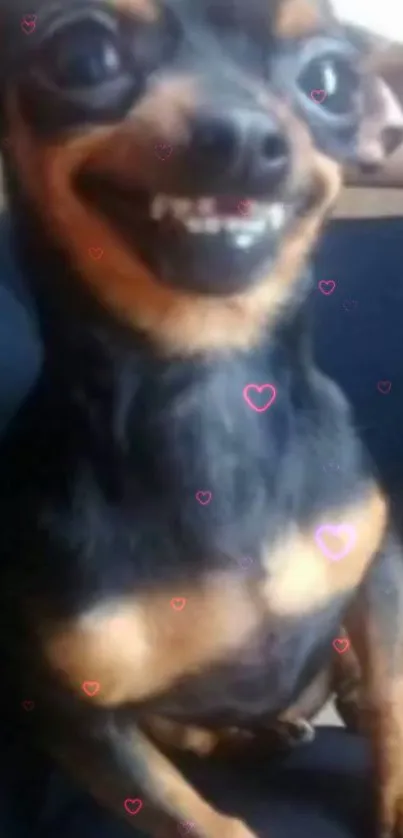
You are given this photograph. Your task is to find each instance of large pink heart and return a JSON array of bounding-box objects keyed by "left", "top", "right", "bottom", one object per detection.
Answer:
[
  {"left": 243, "top": 384, "right": 277, "bottom": 413},
  {"left": 195, "top": 490, "right": 212, "bottom": 505},
  {"left": 318, "top": 280, "right": 336, "bottom": 296},
  {"left": 315, "top": 524, "right": 356, "bottom": 561}
]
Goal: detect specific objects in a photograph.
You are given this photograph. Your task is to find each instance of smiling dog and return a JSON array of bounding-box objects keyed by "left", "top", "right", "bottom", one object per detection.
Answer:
[{"left": 2, "top": 1, "right": 403, "bottom": 837}]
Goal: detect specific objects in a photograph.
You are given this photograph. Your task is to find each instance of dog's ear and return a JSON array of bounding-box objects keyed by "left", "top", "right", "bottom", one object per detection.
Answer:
[
  {"left": 356, "top": 73, "right": 403, "bottom": 170},
  {"left": 343, "top": 27, "right": 403, "bottom": 170}
]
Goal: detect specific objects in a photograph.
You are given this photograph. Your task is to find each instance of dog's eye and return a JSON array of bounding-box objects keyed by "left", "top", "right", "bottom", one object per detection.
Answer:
[
  {"left": 38, "top": 22, "right": 124, "bottom": 89},
  {"left": 298, "top": 54, "right": 359, "bottom": 115}
]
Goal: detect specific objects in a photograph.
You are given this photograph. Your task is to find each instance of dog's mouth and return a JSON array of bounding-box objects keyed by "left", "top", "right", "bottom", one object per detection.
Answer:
[{"left": 79, "top": 175, "right": 312, "bottom": 295}]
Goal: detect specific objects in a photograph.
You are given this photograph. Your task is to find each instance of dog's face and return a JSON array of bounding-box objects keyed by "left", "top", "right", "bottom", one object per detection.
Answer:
[{"left": 1, "top": 0, "right": 402, "bottom": 354}]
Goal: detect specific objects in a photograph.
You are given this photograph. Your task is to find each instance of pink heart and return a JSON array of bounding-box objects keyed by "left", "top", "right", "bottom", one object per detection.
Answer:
[
  {"left": 310, "top": 89, "right": 327, "bottom": 104},
  {"left": 195, "top": 491, "right": 212, "bottom": 505},
  {"left": 21, "top": 700, "right": 35, "bottom": 712},
  {"left": 377, "top": 380, "right": 391, "bottom": 395},
  {"left": 318, "top": 280, "right": 336, "bottom": 296},
  {"left": 124, "top": 798, "right": 143, "bottom": 816},
  {"left": 170, "top": 597, "right": 186, "bottom": 611},
  {"left": 332, "top": 637, "right": 350, "bottom": 654},
  {"left": 89, "top": 247, "right": 103, "bottom": 260},
  {"left": 21, "top": 15, "right": 37, "bottom": 35},
  {"left": 238, "top": 556, "right": 253, "bottom": 570},
  {"left": 179, "top": 823, "right": 196, "bottom": 836},
  {"left": 154, "top": 143, "right": 173, "bottom": 161},
  {"left": 315, "top": 524, "right": 356, "bottom": 561},
  {"left": 243, "top": 384, "right": 277, "bottom": 413},
  {"left": 237, "top": 200, "right": 251, "bottom": 216},
  {"left": 82, "top": 681, "right": 100, "bottom": 697}
]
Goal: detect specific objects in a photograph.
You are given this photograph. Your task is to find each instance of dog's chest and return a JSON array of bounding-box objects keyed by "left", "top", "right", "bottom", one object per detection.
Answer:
[{"left": 36, "top": 348, "right": 387, "bottom": 717}]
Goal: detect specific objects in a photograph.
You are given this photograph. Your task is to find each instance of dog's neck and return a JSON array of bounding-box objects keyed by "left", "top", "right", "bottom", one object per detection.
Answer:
[{"left": 9, "top": 200, "right": 318, "bottom": 461}]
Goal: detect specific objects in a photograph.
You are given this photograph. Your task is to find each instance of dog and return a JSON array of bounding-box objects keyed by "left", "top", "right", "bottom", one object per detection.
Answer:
[{"left": 1, "top": 1, "right": 403, "bottom": 837}]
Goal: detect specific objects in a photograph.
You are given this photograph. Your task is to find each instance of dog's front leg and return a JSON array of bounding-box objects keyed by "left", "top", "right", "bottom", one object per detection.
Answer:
[
  {"left": 345, "top": 531, "right": 403, "bottom": 837},
  {"left": 44, "top": 708, "right": 257, "bottom": 838}
]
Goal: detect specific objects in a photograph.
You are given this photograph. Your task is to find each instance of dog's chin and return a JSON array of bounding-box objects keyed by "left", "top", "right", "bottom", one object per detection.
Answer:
[{"left": 78, "top": 175, "right": 315, "bottom": 296}]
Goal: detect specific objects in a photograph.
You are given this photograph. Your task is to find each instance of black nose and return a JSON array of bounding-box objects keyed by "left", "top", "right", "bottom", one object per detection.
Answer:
[{"left": 187, "top": 108, "right": 290, "bottom": 194}]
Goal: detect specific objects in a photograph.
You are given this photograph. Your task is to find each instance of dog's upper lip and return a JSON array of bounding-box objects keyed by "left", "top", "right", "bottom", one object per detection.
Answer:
[{"left": 78, "top": 173, "right": 289, "bottom": 226}]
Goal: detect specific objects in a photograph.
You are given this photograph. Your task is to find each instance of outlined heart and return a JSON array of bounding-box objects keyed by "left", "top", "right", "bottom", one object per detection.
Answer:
[
  {"left": 243, "top": 384, "right": 277, "bottom": 413},
  {"left": 89, "top": 247, "right": 103, "bottom": 260},
  {"left": 170, "top": 597, "right": 186, "bottom": 611},
  {"left": 124, "top": 798, "right": 143, "bottom": 816},
  {"left": 21, "top": 700, "right": 35, "bottom": 712},
  {"left": 318, "top": 280, "right": 336, "bottom": 296},
  {"left": 332, "top": 637, "right": 350, "bottom": 654},
  {"left": 179, "top": 822, "right": 196, "bottom": 835},
  {"left": 82, "top": 681, "right": 100, "bottom": 697},
  {"left": 377, "top": 380, "right": 392, "bottom": 395},
  {"left": 237, "top": 200, "right": 251, "bottom": 216},
  {"left": 21, "top": 15, "right": 37, "bottom": 35},
  {"left": 154, "top": 143, "right": 173, "bottom": 161},
  {"left": 195, "top": 490, "right": 212, "bottom": 505},
  {"left": 238, "top": 556, "right": 253, "bottom": 569},
  {"left": 315, "top": 524, "right": 356, "bottom": 561},
  {"left": 310, "top": 89, "right": 327, "bottom": 104}
]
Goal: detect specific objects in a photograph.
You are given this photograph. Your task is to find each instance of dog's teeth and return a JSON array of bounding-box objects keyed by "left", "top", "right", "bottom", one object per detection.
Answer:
[
  {"left": 185, "top": 218, "right": 204, "bottom": 232},
  {"left": 225, "top": 218, "right": 243, "bottom": 233},
  {"left": 268, "top": 203, "right": 285, "bottom": 231},
  {"left": 203, "top": 217, "right": 220, "bottom": 233},
  {"left": 198, "top": 198, "right": 215, "bottom": 215},
  {"left": 150, "top": 195, "right": 168, "bottom": 220},
  {"left": 150, "top": 194, "right": 285, "bottom": 237},
  {"left": 171, "top": 199, "right": 192, "bottom": 218}
]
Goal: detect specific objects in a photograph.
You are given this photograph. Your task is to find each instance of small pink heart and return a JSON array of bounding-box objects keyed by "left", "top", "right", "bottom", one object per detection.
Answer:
[
  {"left": 89, "top": 247, "right": 103, "bottom": 260},
  {"left": 238, "top": 556, "right": 253, "bottom": 570},
  {"left": 318, "top": 280, "right": 336, "bottom": 296},
  {"left": 315, "top": 524, "right": 356, "bottom": 561},
  {"left": 82, "top": 681, "right": 100, "bottom": 697},
  {"left": 21, "top": 15, "right": 37, "bottom": 35},
  {"left": 237, "top": 200, "right": 251, "bottom": 216},
  {"left": 243, "top": 383, "right": 277, "bottom": 413},
  {"left": 332, "top": 637, "right": 350, "bottom": 654},
  {"left": 179, "top": 822, "right": 196, "bottom": 836},
  {"left": 310, "top": 89, "right": 327, "bottom": 104},
  {"left": 377, "top": 380, "right": 392, "bottom": 395},
  {"left": 154, "top": 143, "right": 173, "bottom": 161},
  {"left": 21, "top": 700, "right": 35, "bottom": 712},
  {"left": 124, "top": 798, "right": 143, "bottom": 816},
  {"left": 170, "top": 597, "right": 186, "bottom": 611},
  {"left": 195, "top": 490, "right": 212, "bottom": 505}
]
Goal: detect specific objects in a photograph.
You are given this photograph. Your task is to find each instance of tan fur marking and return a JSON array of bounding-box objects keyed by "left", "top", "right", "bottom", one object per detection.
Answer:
[
  {"left": 110, "top": 0, "right": 158, "bottom": 22},
  {"left": 346, "top": 603, "right": 403, "bottom": 832},
  {"left": 276, "top": 0, "right": 323, "bottom": 39},
  {"left": 41, "top": 488, "right": 386, "bottom": 709},
  {"left": 5, "top": 92, "right": 342, "bottom": 357},
  {"left": 264, "top": 488, "right": 387, "bottom": 616},
  {"left": 42, "top": 576, "right": 263, "bottom": 706}
]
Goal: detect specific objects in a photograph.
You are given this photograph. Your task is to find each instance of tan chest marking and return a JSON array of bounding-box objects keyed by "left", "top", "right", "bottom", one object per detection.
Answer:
[
  {"left": 42, "top": 487, "right": 387, "bottom": 708},
  {"left": 264, "top": 487, "right": 387, "bottom": 617}
]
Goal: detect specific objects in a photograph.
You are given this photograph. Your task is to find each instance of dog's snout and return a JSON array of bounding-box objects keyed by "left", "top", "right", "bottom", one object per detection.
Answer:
[{"left": 187, "top": 108, "right": 290, "bottom": 193}]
